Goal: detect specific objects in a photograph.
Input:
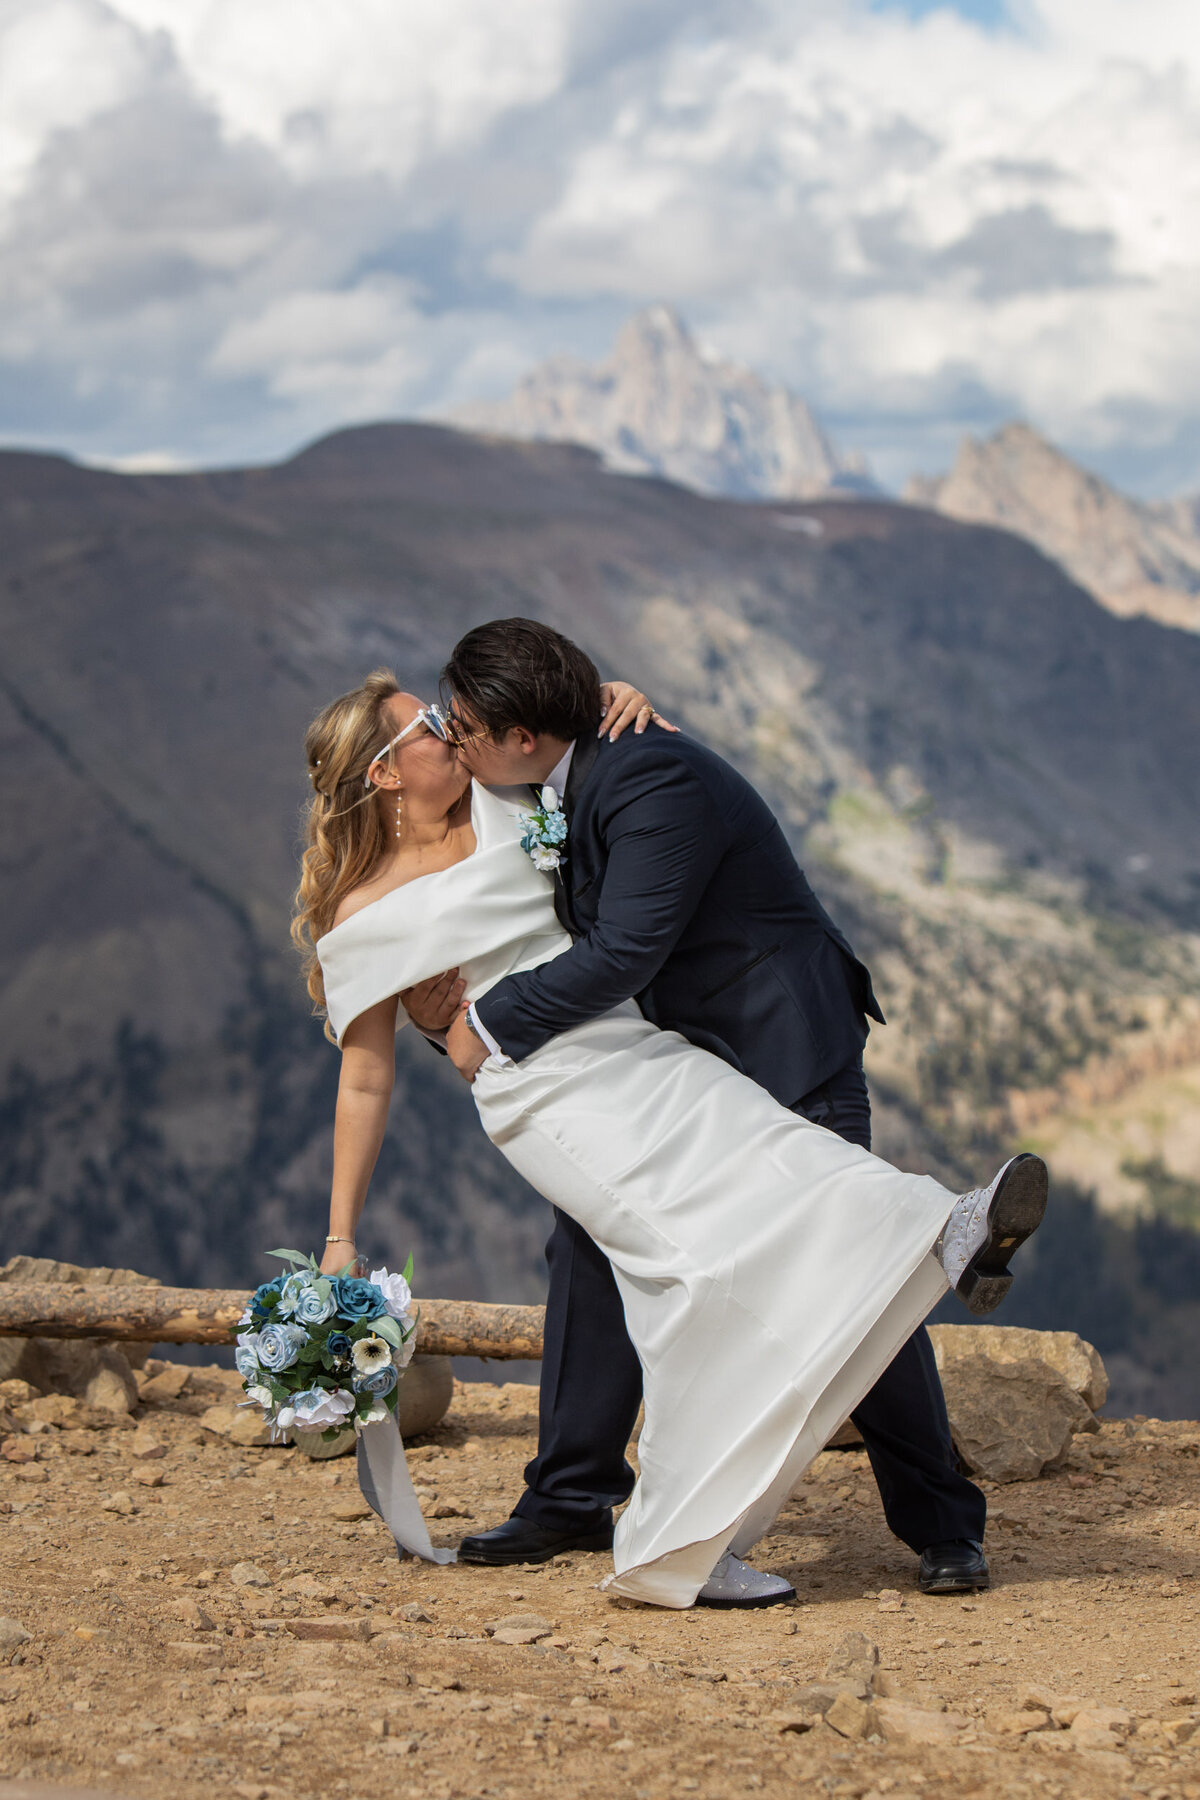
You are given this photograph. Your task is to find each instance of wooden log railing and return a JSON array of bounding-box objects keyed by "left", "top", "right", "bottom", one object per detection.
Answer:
[{"left": 0, "top": 1285, "right": 545, "bottom": 1361}]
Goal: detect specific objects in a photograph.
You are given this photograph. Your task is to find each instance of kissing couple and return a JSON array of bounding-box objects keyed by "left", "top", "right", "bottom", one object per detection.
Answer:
[{"left": 296, "top": 617, "right": 1047, "bottom": 1610}]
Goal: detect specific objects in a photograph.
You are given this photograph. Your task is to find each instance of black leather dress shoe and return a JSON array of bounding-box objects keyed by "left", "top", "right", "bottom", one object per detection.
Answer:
[
  {"left": 918, "top": 1538, "right": 990, "bottom": 1594},
  {"left": 458, "top": 1515, "right": 615, "bottom": 1566}
]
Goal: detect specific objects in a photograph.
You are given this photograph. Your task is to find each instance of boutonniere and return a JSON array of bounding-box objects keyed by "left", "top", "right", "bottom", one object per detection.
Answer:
[{"left": 519, "top": 785, "right": 568, "bottom": 873}]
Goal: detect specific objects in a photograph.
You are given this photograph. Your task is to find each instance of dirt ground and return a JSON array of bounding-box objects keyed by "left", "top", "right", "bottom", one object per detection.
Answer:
[{"left": 1, "top": 1364, "right": 1199, "bottom": 1800}]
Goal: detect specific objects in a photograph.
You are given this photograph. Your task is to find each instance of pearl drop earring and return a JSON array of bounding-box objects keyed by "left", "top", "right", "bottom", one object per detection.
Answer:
[{"left": 395, "top": 788, "right": 403, "bottom": 839}]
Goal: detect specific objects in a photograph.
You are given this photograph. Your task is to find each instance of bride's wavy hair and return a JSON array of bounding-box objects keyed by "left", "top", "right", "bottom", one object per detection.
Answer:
[{"left": 291, "top": 668, "right": 401, "bottom": 1033}]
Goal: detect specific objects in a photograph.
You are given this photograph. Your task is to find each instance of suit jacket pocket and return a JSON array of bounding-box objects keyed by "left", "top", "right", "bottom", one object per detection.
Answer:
[{"left": 700, "top": 944, "right": 781, "bottom": 1002}]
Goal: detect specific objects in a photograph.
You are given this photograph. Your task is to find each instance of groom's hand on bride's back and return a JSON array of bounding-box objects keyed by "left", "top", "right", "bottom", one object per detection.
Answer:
[{"left": 401, "top": 968, "right": 465, "bottom": 1033}]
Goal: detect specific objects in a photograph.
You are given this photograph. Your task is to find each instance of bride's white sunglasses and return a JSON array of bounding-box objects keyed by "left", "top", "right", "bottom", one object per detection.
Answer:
[{"left": 363, "top": 702, "right": 456, "bottom": 787}]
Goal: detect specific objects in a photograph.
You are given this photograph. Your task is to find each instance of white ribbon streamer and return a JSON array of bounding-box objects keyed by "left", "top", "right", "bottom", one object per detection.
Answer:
[{"left": 356, "top": 1415, "right": 457, "bottom": 1564}]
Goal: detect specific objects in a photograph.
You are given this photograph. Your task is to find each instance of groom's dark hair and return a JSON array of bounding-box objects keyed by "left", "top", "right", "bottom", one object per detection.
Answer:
[{"left": 443, "top": 617, "right": 601, "bottom": 743}]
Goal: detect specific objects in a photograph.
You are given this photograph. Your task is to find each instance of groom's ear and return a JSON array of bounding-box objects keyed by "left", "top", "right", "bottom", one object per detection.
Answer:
[{"left": 512, "top": 727, "right": 541, "bottom": 757}]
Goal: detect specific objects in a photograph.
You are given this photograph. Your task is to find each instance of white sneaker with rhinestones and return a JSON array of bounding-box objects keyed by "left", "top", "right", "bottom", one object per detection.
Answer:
[
  {"left": 695, "top": 1552, "right": 796, "bottom": 1609},
  {"left": 937, "top": 1152, "right": 1049, "bottom": 1315}
]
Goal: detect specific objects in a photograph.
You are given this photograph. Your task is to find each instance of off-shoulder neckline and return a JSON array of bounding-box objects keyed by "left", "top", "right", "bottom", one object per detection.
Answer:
[{"left": 319, "top": 783, "right": 490, "bottom": 944}]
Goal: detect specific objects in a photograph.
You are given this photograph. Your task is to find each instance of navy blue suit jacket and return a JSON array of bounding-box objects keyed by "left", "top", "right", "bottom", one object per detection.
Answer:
[{"left": 475, "top": 727, "right": 882, "bottom": 1108}]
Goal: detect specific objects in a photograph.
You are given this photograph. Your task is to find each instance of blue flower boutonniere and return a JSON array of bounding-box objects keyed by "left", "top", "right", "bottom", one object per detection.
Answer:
[{"left": 519, "top": 785, "right": 568, "bottom": 873}]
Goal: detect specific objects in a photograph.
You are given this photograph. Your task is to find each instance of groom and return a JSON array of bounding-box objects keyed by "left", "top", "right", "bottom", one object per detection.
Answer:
[{"left": 409, "top": 616, "right": 990, "bottom": 1598}]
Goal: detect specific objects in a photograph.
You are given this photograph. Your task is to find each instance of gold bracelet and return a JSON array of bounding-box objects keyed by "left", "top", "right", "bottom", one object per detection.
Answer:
[{"left": 325, "top": 1234, "right": 355, "bottom": 1245}]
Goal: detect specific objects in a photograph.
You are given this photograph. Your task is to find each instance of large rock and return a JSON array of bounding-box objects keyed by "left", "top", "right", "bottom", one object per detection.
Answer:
[
  {"left": 938, "top": 1353, "right": 1095, "bottom": 1482},
  {"left": 928, "top": 1323, "right": 1107, "bottom": 1410},
  {"left": 826, "top": 1324, "right": 1107, "bottom": 1454},
  {"left": 0, "top": 1257, "right": 159, "bottom": 1402}
]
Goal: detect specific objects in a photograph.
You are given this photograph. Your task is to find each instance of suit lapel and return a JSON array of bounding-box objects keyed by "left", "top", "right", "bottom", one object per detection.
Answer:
[
  {"left": 563, "top": 732, "right": 601, "bottom": 817},
  {"left": 551, "top": 734, "right": 602, "bottom": 937}
]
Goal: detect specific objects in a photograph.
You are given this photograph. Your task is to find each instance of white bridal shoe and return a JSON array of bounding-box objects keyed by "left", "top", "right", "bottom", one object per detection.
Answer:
[
  {"left": 938, "top": 1152, "right": 1049, "bottom": 1315},
  {"left": 695, "top": 1553, "right": 796, "bottom": 1609}
]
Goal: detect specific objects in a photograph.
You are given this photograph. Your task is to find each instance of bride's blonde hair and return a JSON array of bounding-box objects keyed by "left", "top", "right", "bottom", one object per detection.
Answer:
[{"left": 291, "top": 668, "right": 401, "bottom": 1031}]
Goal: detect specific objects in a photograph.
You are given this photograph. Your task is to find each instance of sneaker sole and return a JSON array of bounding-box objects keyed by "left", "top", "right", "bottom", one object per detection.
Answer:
[
  {"left": 695, "top": 1584, "right": 797, "bottom": 1610},
  {"left": 957, "top": 1152, "right": 1049, "bottom": 1316},
  {"left": 457, "top": 1529, "right": 614, "bottom": 1566}
]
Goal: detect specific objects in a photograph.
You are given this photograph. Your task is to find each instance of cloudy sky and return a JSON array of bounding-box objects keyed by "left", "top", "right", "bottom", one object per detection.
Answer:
[{"left": 3, "top": 0, "right": 1199, "bottom": 493}]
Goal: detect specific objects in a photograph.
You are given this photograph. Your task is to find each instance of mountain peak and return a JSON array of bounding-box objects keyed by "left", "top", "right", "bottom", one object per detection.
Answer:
[
  {"left": 908, "top": 422, "right": 1200, "bottom": 632},
  {"left": 448, "top": 307, "right": 870, "bottom": 502}
]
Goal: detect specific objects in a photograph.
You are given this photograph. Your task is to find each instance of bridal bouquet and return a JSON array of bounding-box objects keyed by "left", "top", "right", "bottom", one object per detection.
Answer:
[{"left": 234, "top": 1249, "right": 417, "bottom": 1441}]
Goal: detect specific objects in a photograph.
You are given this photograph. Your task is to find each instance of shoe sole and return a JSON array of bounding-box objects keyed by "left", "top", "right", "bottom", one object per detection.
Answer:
[
  {"left": 695, "top": 1584, "right": 797, "bottom": 1610},
  {"left": 457, "top": 1529, "right": 614, "bottom": 1566},
  {"left": 957, "top": 1153, "right": 1048, "bottom": 1316},
  {"left": 919, "top": 1569, "right": 991, "bottom": 1595}
]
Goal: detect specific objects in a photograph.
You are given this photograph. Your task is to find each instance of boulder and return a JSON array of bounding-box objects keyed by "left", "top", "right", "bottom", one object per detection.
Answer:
[
  {"left": 0, "top": 1257, "right": 159, "bottom": 1397},
  {"left": 938, "top": 1353, "right": 1094, "bottom": 1482},
  {"left": 928, "top": 1323, "right": 1107, "bottom": 1410},
  {"left": 827, "top": 1324, "right": 1107, "bottom": 1453}
]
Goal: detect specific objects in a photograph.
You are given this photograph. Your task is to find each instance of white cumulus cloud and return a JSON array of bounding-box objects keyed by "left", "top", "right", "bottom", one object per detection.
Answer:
[{"left": 1, "top": 0, "right": 1198, "bottom": 492}]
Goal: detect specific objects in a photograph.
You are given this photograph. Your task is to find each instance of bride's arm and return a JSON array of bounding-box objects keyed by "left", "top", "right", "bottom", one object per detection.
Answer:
[{"left": 319, "top": 993, "right": 400, "bottom": 1275}]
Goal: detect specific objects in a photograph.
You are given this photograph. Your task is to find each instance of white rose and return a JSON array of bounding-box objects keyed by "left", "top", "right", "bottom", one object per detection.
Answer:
[
  {"left": 531, "top": 846, "right": 560, "bottom": 872},
  {"left": 368, "top": 1266, "right": 414, "bottom": 1325}
]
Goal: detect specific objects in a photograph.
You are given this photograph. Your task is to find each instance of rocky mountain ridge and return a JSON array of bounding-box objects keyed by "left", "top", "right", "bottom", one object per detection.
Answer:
[
  {"left": 907, "top": 422, "right": 1200, "bottom": 633},
  {"left": 451, "top": 306, "right": 871, "bottom": 500}
]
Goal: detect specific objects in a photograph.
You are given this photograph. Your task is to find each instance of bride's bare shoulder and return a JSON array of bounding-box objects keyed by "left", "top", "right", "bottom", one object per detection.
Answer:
[{"left": 330, "top": 884, "right": 378, "bottom": 931}]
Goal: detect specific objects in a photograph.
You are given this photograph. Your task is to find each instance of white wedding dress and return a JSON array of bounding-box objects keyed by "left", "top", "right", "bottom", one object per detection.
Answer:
[{"left": 319, "top": 782, "right": 954, "bottom": 1608}]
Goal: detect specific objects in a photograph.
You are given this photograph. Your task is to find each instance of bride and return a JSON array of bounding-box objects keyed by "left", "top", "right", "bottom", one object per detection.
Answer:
[{"left": 295, "top": 668, "right": 1046, "bottom": 1610}]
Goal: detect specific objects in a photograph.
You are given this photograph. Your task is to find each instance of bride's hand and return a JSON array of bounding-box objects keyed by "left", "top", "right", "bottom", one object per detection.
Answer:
[{"left": 599, "top": 681, "right": 679, "bottom": 741}]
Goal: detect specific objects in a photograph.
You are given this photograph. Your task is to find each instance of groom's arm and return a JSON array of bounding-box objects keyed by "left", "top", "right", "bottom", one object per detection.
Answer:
[{"left": 472, "top": 748, "right": 727, "bottom": 1063}]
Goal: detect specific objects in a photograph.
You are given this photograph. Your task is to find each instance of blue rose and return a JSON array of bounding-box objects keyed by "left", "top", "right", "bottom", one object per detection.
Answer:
[
  {"left": 329, "top": 1276, "right": 388, "bottom": 1322},
  {"left": 324, "top": 1330, "right": 353, "bottom": 1359},
  {"left": 293, "top": 1281, "right": 337, "bottom": 1326},
  {"left": 354, "top": 1362, "right": 398, "bottom": 1397},
  {"left": 235, "top": 1341, "right": 262, "bottom": 1380},
  {"left": 249, "top": 1274, "right": 288, "bottom": 1320},
  {"left": 256, "top": 1322, "right": 307, "bottom": 1373}
]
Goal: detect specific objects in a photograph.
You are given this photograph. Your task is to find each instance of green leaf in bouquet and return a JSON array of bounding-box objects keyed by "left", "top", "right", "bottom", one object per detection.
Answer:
[
  {"left": 265, "top": 1248, "right": 312, "bottom": 1269},
  {"left": 371, "top": 1315, "right": 403, "bottom": 1349},
  {"left": 402, "top": 1252, "right": 414, "bottom": 1284}
]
